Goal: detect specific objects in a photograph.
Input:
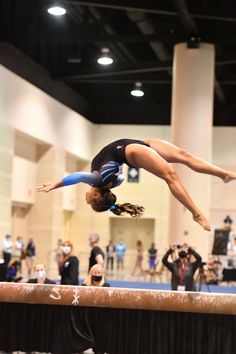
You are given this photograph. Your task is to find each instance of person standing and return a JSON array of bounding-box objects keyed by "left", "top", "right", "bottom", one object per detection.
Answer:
[
  {"left": 106, "top": 240, "right": 115, "bottom": 273},
  {"left": 59, "top": 241, "right": 79, "bottom": 285},
  {"left": 115, "top": 239, "right": 126, "bottom": 271},
  {"left": 54, "top": 238, "right": 63, "bottom": 270},
  {"left": 25, "top": 238, "right": 36, "bottom": 276},
  {"left": 162, "top": 244, "right": 202, "bottom": 291},
  {"left": 2, "top": 234, "right": 13, "bottom": 266},
  {"left": 88, "top": 233, "right": 105, "bottom": 271},
  {"left": 131, "top": 240, "right": 144, "bottom": 276},
  {"left": 148, "top": 242, "right": 158, "bottom": 271},
  {"left": 14, "top": 236, "right": 25, "bottom": 274}
]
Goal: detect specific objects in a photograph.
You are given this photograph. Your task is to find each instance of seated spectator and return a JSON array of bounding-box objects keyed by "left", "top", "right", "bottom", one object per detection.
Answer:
[
  {"left": 59, "top": 241, "right": 79, "bottom": 285},
  {"left": 6, "top": 259, "right": 22, "bottom": 282},
  {"left": 82, "top": 264, "right": 110, "bottom": 287},
  {"left": 27, "top": 263, "right": 56, "bottom": 284}
]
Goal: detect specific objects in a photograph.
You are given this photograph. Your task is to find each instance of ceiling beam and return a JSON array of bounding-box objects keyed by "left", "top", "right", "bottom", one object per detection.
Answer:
[
  {"left": 61, "top": 65, "right": 172, "bottom": 81},
  {"left": 47, "top": 0, "right": 236, "bottom": 23},
  {"left": 70, "top": 79, "right": 172, "bottom": 84},
  {"left": 18, "top": 33, "right": 183, "bottom": 44},
  {"left": 60, "top": 59, "right": 236, "bottom": 81}
]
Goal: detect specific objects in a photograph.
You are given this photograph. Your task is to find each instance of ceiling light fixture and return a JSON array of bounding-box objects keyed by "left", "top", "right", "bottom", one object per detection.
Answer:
[
  {"left": 47, "top": 6, "right": 66, "bottom": 16},
  {"left": 130, "top": 82, "right": 144, "bottom": 97},
  {"left": 97, "top": 48, "right": 113, "bottom": 65}
]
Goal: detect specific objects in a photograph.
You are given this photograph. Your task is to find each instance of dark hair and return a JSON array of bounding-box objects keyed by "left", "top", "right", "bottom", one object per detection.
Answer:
[{"left": 91, "top": 189, "right": 144, "bottom": 218}]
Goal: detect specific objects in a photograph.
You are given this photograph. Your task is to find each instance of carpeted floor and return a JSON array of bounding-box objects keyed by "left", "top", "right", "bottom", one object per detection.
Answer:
[{"left": 108, "top": 279, "right": 236, "bottom": 294}]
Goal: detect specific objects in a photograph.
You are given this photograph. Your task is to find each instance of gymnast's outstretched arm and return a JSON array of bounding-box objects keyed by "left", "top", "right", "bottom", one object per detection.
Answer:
[{"left": 37, "top": 172, "right": 101, "bottom": 193}]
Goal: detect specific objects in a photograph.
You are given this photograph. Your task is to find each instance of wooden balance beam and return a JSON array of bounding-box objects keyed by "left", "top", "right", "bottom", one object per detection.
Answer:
[
  {"left": 0, "top": 282, "right": 236, "bottom": 315},
  {"left": 1, "top": 283, "right": 236, "bottom": 353}
]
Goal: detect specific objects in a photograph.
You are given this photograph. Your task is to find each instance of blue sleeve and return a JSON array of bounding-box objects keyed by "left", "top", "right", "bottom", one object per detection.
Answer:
[
  {"left": 112, "top": 174, "right": 124, "bottom": 188},
  {"left": 62, "top": 172, "right": 101, "bottom": 187}
]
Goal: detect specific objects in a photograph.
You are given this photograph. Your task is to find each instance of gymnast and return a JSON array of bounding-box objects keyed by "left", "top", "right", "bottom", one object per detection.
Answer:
[{"left": 37, "top": 138, "right": 236, "bottom": 231}]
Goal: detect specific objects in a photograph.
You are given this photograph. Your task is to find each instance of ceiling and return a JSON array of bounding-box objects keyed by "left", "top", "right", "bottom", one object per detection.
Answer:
[{"left": 1, "top": 0, "right": 236, "bottom": 125}]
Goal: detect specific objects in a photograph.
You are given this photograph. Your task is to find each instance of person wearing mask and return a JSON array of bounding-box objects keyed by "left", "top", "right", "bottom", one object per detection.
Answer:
[
  {"left": 25, "top": 238, "right": 36, "bottom": 276},
  {"left": 27, "top": 263, "right": 56, "bottom": 284},
  {"left": 131, "top": 240, "right": 144, "bottom": 276},
  {"left": 162, "top": 243, "right": 202, "bottom": 291},
  {"left": 2, "top": 234, "right": 13, "bottom": 266},
  {"left": 59, "top": 241, "right": 79, "bottom": 285},
  {"left": 106, "top": 240, "right": 115, "bottom": 273},
  {"left": 82, "top": 264, "right": 110, "bottom": 287},
  {"left": 115, "top": 239, "right": 126, "bottom": 271},
  {"left": 54, "top": 238, "right": 63, "bottom": 271},
  {"left": 14, "top": 236, "right": 25, "bottom": 274},
  {"left": 6, "top": 259, "right": 22, "bottom": 282},
  {"left": 88, "top": 233, "right": 105, "bottom": 271},
  {"left": 148, "top": 242, "right": 158, "bottom": 271}
]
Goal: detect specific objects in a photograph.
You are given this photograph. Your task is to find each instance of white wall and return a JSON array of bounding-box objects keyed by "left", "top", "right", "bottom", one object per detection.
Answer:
[
  {"left": 11, "top": 156, "right": 37, "bottom": 204},
  {"left": 1, "top": 62, "right": 236, "bottom": 264},
  {"left": 0, "top": 65, "right": 94, "bottom": 160}
]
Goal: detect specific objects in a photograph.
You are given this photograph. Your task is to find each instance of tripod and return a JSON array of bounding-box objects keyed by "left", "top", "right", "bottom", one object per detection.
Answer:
[{"left": 195, "top": 265, "right": 211, "bottom": 292}]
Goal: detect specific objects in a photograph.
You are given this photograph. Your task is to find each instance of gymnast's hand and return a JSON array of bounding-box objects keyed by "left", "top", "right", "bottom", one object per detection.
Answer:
[{"left": 37, "top": 182, "right": 55, "bottom": 193}]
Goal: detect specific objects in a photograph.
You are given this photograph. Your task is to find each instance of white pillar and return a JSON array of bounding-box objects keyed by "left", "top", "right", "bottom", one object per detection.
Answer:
[{"left": 169, "top": 43, "right": 215, "bottom": 260}]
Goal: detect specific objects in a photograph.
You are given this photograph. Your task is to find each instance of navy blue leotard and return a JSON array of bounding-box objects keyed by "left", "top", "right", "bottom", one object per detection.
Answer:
[{"left": 62, "top": 139, "right": 149, "bottom": 189}]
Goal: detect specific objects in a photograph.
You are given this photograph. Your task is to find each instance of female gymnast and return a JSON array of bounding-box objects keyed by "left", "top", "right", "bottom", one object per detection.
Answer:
[{"left": 37, "top": 138, "right": 236, "bottom": 231}]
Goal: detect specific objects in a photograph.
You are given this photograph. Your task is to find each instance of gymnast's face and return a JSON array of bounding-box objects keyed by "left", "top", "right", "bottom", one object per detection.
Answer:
[{"left": 85, "top": 187, "right": 101, "bottom": 206}]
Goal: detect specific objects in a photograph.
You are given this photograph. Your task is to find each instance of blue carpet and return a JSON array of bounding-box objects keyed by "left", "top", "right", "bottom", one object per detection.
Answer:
[{"left": 108, "top": 280, "right": 236, "bottom": 294}]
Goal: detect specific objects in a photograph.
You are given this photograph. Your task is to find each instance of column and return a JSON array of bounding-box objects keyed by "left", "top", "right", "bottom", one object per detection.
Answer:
[
  {"left": 169, "top": 43, "right": 215, "bottom": 260},
  {"left": 28, "top": 145, "right": 65, "bottom": 273},
  {"left": 0, "top": 121, "right": 14, "bottom": 238}
]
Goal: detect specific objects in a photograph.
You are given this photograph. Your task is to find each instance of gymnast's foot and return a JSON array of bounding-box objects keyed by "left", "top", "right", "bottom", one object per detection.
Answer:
[
  {"left": 193, "top": 214, "right": 211, "bottom": 231},
  {"left": 223, "top": 171, "right": 236, "bottom": 183}
]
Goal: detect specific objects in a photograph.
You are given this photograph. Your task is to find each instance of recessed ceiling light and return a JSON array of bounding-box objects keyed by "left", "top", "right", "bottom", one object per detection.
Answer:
[
  {"left": 47, "top": 6, "right": 66, "bottom": 16},
  {"left": 97, "top": 48, "right": 113, "bottom": 65},
  {"left": 131, "top": 82, "right": 144, "bottom": 97}
]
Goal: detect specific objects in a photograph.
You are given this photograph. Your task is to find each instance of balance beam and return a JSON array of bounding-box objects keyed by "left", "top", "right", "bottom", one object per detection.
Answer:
[{"left": 0, "top": 282, "right": 235, "bottom": 315}]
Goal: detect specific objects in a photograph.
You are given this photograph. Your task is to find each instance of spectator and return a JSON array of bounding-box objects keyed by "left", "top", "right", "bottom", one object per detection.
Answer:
[
  {"left": 224, "top": 215, "right": 233, "bottom": 226},
  {"left": 2, "top": 234, "right": 13, "bottom": 266},
  {"left": 14, "top": 236, "right": 25, "bottom": 274},
  {"left": 131, "top": 240, "right": 144, "bottom": 276},
  {"left": 59, "top": 241, "right": 79, "bottom": 285},
  {"left": 106, "top": 240, "right": 115, "bottom": 272},
  {"left": 27, "top": 263, "right": 56, "bottom": 284},
  {"left": 6, "top": 259, "right": 22, "bottom": 282},
  {"left": 25, "top": 238, "right": 36, "bottom": 276},
  {"left": 115, "top": 239, "right": 126, "bottom": 271},
  {"left": 82, "top": 264, "right": 110, "bottom": 287},
  {"left": 0, "top": 258, "right": 7, "bottom": 281},
  {"left": 55, "top": 238, "right": 63, "bottom": 270},
  {"left": 162, "top": 243, "right": 202, "bottom": 291},
  {"left": 88, "top": 233, "right": 105, "bottom": 271},
  {"left": 148, "top": 242, "right": 158, "bottom": 271}
]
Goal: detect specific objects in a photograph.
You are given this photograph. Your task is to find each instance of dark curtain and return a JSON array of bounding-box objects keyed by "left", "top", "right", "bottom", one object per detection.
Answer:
[
  {"left": 0, "top": 302, "right": 236, "bottom": 354},
  {"left": 0, "top": 302, "right": 94, "bottom": 353},
  {"left": 91, "top": 307, "right": 236, "bottom": 354}
]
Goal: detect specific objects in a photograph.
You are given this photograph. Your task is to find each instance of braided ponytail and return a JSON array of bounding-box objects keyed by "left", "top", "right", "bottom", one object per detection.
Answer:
[
  {"left": 110, "top": 203, "right": 144, "bottom": 218},
  {"left": 90, "top": 189, "right": 144, "bottom": 218}
]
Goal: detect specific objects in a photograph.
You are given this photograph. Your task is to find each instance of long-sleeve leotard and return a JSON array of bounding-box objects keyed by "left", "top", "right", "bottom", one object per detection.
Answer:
[{"left": 62, "top": 139, "right": 149, "bottom": 189}]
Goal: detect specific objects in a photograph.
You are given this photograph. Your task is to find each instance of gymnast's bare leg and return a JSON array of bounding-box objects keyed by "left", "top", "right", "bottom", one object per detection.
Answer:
[
  {"left": 125, "top": 143, "right": 211, "bottom": 231},
  {"left": 145, "top": 138, "right": 236, "bottom": 183}
]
